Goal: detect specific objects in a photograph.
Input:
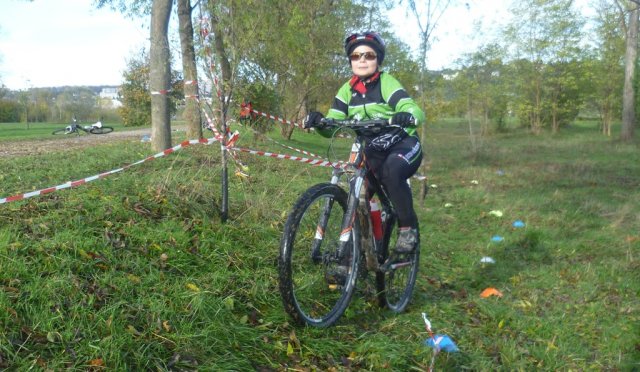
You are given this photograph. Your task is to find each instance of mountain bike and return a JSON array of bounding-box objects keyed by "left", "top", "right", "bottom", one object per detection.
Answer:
[
  {"left": 278, "top": 118, "right": 420, "bottom": 327},
  {"left": 52, "top": 119, "right": 114, "bottom": 135}
]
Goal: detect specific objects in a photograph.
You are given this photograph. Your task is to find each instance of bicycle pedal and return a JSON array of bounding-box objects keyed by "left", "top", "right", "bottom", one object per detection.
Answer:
[{"left": 380, "top": 253, "right": 413, "bottom": 272}]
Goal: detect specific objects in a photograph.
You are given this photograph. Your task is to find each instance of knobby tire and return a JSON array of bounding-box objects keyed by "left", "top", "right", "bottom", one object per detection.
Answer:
[
  {"left": 278, "top": 183, "right": 359, "bottom": 327},
  {"left": 52, "top": 128, "right": 71, "bottom": 135},
  {"left": 376, "top": 216, "right": 420, "bottom": 313},
  {"left": 89, "top": 126, "right": 114, "bottom": 134}
]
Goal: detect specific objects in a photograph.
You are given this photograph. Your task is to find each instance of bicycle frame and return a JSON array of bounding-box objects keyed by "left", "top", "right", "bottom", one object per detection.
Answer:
[
  {"left": 279, "top": 118, "right": 420, "bottom": 327},
  {"left": 322, "top": 134, "right": 393, "bottom": 273},
  {"left": 63, "top": 123, "right": 93, "bottom": 134},
  {"left": 53, "top": 120, "right": 113, "bottom": 136}
]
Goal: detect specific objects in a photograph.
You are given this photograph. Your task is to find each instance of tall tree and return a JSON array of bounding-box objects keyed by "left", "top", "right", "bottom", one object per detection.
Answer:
[
  {"left": 96, "top": 0, "right": 201, "bottom": 147},
  {"left": 618, "top": 0, "right": 639, "bottom": 141},
  {"left": 403, "top": 0, "right": 454, "bottom": 201},
  {"left": 119, "top": 50, "right": 152, "bottom": 127},
  {"left": 204, "top": 1, "right": 236, "bottom": 222},
  {"left": 149, "top": 0, "right": 173, "bottom": 151},
  {"left": 591, "top": 1, "right": 625, "bottom": 136},
  {"left": 177, "top": 0, "right": 202, "bottom": 140},
  {"left": 453, "top": 44, "right": 508, "bottom": 151},
  {"left": 505, "top": 0, "right": 584, "bottom": 134},
  {"left": 203, "top": 0, "right": 348, "bottom": 219}
]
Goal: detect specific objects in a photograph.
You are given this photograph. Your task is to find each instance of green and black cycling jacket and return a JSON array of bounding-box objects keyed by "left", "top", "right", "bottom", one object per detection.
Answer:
[{"left": 318, "top": 71, "right": 426, "bottom": 138}]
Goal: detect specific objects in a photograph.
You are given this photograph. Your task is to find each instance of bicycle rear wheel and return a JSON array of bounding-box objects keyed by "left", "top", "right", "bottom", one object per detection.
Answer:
[
  {"left": 376, "top": 216, "right": 420, "bottom": 313},
  {"left": 279, "top": 183, "right": 359, "bottom": 327},
  {"left": 52, "top": 128, "right": 70, "bottom": 135},
  {"left": 90, "top": 126, "right": 114, "bottom": 134}
]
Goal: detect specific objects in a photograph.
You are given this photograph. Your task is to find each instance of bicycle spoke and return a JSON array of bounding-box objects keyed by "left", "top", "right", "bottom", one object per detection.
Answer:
[
  {"left": 279, "top": 183, "right": 358, "bottom": 327},
  {"left": 373, "top": 211, "right": 419, "bottom": 313}
]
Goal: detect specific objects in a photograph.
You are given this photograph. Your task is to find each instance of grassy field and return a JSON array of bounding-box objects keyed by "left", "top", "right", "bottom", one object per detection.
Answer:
[
  {"left": 0, "top": 121, "right": 131, "bottom": 142},
  {"left": 0, "top": 119, "right": 638, "bottom": 370}
]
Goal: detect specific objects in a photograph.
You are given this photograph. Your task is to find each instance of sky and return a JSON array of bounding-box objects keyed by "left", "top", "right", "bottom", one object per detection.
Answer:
[
  {"left": 0, "top": 0, "right": 149, "bottom": 90},
  {"left": 388, "top": 0, "right": 512, "bottom": 70},
  {"left": 0, "top": 0, "right": 592, "bottom": 91}
]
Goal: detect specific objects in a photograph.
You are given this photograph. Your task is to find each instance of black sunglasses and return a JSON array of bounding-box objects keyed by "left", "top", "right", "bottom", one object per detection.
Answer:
[{"left": 350, "top": 51, "right": 377, "bottom": 61}]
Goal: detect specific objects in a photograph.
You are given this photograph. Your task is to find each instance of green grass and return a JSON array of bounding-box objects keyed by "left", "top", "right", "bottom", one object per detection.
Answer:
[
  {"left": 0, "top": 122, "right": 133, "bottom": 142},
  {"left": 0, "top": 120, "right": 638, "bottom": 370}
]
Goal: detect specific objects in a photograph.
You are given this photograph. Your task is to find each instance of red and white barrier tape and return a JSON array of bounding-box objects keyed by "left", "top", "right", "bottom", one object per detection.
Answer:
[
  {"left": 235, "top": 118, "right": 325, "bottom": 160},
  {"left": 198, "top": 16, "right": 223, "bottom": 100},
  {"left": 250, "top": 108, "right": 304, "bottom": 129},
  {"left": 1, "top": 131, "right": 424, "bottom": 205},
  {"left": 0, "top": 138, "right": 216, "bottom": 205},
  {"left": 230, "top": 146, "right": 344, "bottom": 169},
  {"left": 151, "top": 89, "right": 172, "bottom": 96},
  {"left": 271, "top": 140, "right": 323, "bottom": 159}
]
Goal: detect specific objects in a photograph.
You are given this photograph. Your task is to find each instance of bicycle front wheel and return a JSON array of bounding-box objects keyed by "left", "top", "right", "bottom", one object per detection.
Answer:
[
  {"left": 279, "top": 183, "right": 359, "bottom": 327},
  {"left": 90, "top": 126, "right": 114, "bottom": 134},
  {"left": 52, "top": 128, "right": 69, "bottom": 135},
  {"left": 376, "top": 218, "right": 420, "bottom": 313}
]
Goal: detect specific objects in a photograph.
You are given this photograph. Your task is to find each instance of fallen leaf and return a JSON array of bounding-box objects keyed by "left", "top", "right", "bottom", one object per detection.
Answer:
[
  {"left": 46, "top": 331, "right": 62, "bottom": 343},
  {"left": 235, "top": 170, "right": 249, "bottom": 179},
  {"left": 162, "top": 320, "right": 171, "bottom": 332},
  {"left": 133, "top": 202, "right": 153, "bottom": 217},
  {"left": 186, "top": 283, "right": 200, "bottom": 292},
  {"left": 480, "top": 287, "right": 503, "bottom": 298},
  {"left": 127, "top": 274, "right": 141, "bottom": 284},
  {"left": 126, "top": 325, "right": 141, "bottom": 336},
  {"left": 89, "top": 358, "right": 105, "bottom": 367},
  {"left": 223, "top": 296, "right": 234, "bottom": 310},
  {"left": 488, "top": 210, "right": 503, "bottom": 217},
  {"left": 289, "top": 330, "right": 300, "bottom": 349}
]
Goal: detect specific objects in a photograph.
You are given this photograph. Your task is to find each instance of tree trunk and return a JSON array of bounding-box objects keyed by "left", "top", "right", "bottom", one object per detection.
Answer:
[
  {"left": 210, "top": 12, "right": 233, "bottom": 222},
  {"left": 534, "top": 71, "right": 542, "bottom": 134},
  {"left": 177, "top": 0, "right": 202, "bottom": 140},
  {"left": 210, "top": 14, "right": 233, "bottom": 98},
  {"left": 150, "top": 0, "right": 173, "bottom": 151},
  {"left": 467, "top": 93, "right": 477, "bottom": 154},
  {"left": 621, "top": 6, "right": 638, "bottom": 142}
]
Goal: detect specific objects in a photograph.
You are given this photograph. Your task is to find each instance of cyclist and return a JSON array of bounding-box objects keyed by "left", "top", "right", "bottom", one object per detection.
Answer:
[{"left": 304, "top": 31, "right": 425, "bottom": 256}]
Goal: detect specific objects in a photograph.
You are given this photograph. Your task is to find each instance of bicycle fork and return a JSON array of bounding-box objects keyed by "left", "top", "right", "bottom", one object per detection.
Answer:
[
  {"left": 340, "top": 167, "right": 381, "bottom": 272},
  {"left": 310, "top": 168, "right": 343, "bottom": 263}
]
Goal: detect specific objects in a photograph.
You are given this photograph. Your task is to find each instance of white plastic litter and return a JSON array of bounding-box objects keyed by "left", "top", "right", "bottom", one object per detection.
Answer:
[{"left": 480, "top": 256, "right": 496, "bottom": 264}]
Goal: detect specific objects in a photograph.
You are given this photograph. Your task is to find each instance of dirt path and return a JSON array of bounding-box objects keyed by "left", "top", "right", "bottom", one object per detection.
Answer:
[{"left": 0, "top": 127, "right": 166, "bottom": 158}]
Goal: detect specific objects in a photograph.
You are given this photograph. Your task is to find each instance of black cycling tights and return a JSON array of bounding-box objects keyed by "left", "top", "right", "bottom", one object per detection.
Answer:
[{"left": 365, "top": 135, "right": 423, "bottom": 229}]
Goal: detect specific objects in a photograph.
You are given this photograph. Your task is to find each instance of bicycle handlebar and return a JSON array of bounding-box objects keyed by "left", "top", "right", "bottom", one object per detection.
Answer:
[
  {"left": 320, "top": 118, "right": 390, "bottom": 128},
  {"left": 319, "top": 118, "right": 404, "bottom": 136}
]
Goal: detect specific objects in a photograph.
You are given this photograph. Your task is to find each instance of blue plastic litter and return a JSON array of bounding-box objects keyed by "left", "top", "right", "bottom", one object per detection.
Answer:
[
  {"left": 425, "top": 335, "right": 459, "bottom": 352},
  {"left": 513, "top": 220, "right": 525, "bottom": 228},
  {"left": 491, "top": 235, "right": 504, "bottom": 242},
  {"left": 496, "top": 170, "right": 505, "bottom": 176}
]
